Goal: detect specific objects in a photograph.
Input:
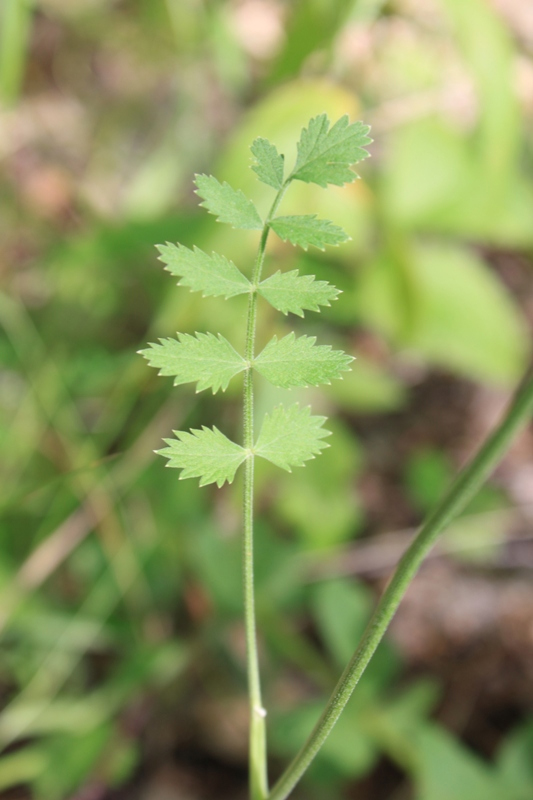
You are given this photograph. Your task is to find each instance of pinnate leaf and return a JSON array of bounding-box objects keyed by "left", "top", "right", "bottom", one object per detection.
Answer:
[
  {"left": 292, "top": 114, "right": 372, "bottom": 188},
  {"left": 270, "top": 215, "right": 349, "bottom": 251},
  {"left": 158, "top": 427, "right": 247, "bottom": 487},
  {"left": 157, "top": 243, "right": 251, "bottom": 298},
  {"left": 140, "top": 332, "right": 246, "bottom": 393},
  {"left": 255, "top": 404, "right": 331, "bottom": 471},
  {"left": 254, "top": 332, "right": 353, "bottom": 388},
  {"left": 251, "top": 137, "right": 285, "bottom": 190},
  {"left": 258, "top": 269, "right": 340, "bottom": 316},
  {"left": 194, "top": 174, "right": 263, "bottom": 230}
]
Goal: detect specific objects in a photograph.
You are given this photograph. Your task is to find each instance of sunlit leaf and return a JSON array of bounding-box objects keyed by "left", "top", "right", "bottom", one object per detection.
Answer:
[
  {"left": 255, "top": 404, "right": 330, "bottom": 471},
  {"left": 254, "top": 332, "right": 353, "bottom": 388},
  {"left": 158, "top": 427, "right": 247, "bottom": 487},
  {"left": 156, "top": 243, "right": 251, "bottom": 299},
  {"left": 251, "top": 137, "right": 284, "bottom": 190},
  {"left": 270, "top": 215, "right": 349, "bottom": 250},
  {"left": 292, "top": 114, "right": 372, "bottom": 188},
  {"left": 140, "top": 332, "right": 246, "bottom": 393},
  {"left": 258, "top": 269, "right": 339, "bottom": 316},
  {"left": 194, "top": 174, "right": 263, "bottom": 229}
]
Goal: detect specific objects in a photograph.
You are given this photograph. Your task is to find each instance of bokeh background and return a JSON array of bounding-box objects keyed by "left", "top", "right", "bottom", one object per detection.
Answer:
[{"left": 1, "top": 1, "right": 533, "bottom": 798}]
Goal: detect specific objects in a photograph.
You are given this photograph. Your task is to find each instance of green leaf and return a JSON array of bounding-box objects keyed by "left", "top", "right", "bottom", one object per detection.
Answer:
[
  {"left": 412, "top": 725, "right": 507, "bottom": 800},
  {"left": 255, "top": 404, "right": 331, "bottom": 471},
  {"left": 270, "top": 215, "right": 349, "bottom": 250},
  {"left": 292, "top": 114, "right": 372, "bottom": 188},
  {"left": 258, "top": 269, "right": 340, "bottom": 316},
  {"left": 254, "top": 332, "right": 353, "bottom": 388},
  {"left": 251, "top": 137, "right": 284, "bottom": 190},
  {"left": 139, "top": 332, "right": 246, "bottom": 393},
  {"left": 312, "top": 579, "right": 373, "bottom": 667},
  {"left": 156, "top": 242, "right": 251, "bottom": 299},
  {"left": 194, "top": 174, "right": 263, "bottom": 230},
  {"left": 158, "top": 427, "right": 247, "bottom": 487}
]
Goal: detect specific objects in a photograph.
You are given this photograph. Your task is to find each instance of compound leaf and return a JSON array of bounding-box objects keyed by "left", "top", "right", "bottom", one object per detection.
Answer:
[
  {"left": 156, "top": 242, "right": 251, "bottom": 299},
  {"left": 270, "top": 215, "right": 349, "bottom": 250},
  {"left": 158, "top": 427, "right": 247, "bottom": 487},
  {"left": 140, "top": 332, "right": 246, "bottom": 393},
  {"left": 251, "top": 137, "right": 285, "bottom": 190},
  {"left": 292, "top": 114, "right": 372, "bottom": 188},
  {"left": 258, "top": 269, "right": 340, "bottom": 316},
  {"left": 255, "top": 404, "right": 331, "bottom": 471},
  {"left": 194, "top": 174, "right": 263, "bottom": 230},
  {"left": 254, "top": 332, "right": 353, "bottom": 388}
]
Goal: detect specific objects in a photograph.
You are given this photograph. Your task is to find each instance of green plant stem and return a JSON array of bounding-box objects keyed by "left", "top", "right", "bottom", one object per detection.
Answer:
[
  {"left": 268, "top": 365, "right": 533, "bottom": 800},
  {"left": 243, "top": 181, "right": 290, "bottom": 800},
  {"left": 0, "top": 0, "right": 33, "bottom": 107}
]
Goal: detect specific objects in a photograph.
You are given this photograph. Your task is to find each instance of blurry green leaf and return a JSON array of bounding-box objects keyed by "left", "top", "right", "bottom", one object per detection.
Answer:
[
  {"left": 321, "top": 704, "right": 378, "bottom": 778},
  {"left": 106, "top": 737, "right": 138, "bottom": 787},
  {"left": 157, "top": 426, "right": 246, "bottom": 487},
  {"left": 255, "top": 333, "right": 353, "bottom": 388},
  {"left": 271, "top": 700, "right": 377, "bottom": 781},
  {"left": 312, "top": 579, "right": 373, "bottom": 666},
  {"left": 268, "top": 0, "right": 355, "bottom": 84},
  {"left": 412, "top": 725, "right": 507, "bottom": 800},
  {"left": 194, "top": 174, "right": 263, "bottom": 229},
  {"left": 496, "top": 719, "right": 533, "bottom": 799},
  {"left": 275, "top": 420, "right": 364, "bottom": 547},
  {"left": 383, "top": 117, "right": 471, "bottom": 230},
  {"left": 259, "top": 269, "right": 340, "bottom": 317},
  {"left": 270, "top": 215, "right": 349, "bottom": 250},
  {"left": 327, "top": 358, "right": 406, "bottom": 413},
  {"left": 37, "top": 725, "right": 111, "bottom": 800},
  {"left": 0, "top": 747, "right": 46, "bottom": 791},
  {"left": 256, "top": 404, "right": 331, "bottom": 471},
  {"left": 358, "top": 245, "right": 529, "bottom": 385},
  {"left": 140, "top": 332, "right": 246, "bottom": 393},
  {"left": 157, "top": 242, "right": 251, "bottom": 298},
  {"left": 380, "top": 680, "right": 441, "bottom": 732},
  {"left": 405, "top": 449, "right": 452, "bottom": 512},
  {"left": 189, "top": 525, "right": 242, "bottom": 615},
  {"left": 292, "top": 114, "right": 372, "bottom": 188},
  {"left": 443, "top": 0, "right": 519, "bottom": 203},
  {"left": 251, "top": 137, "right": 285, "bottom": 190},
  {"left": 383, "top": 114, "right": 533, "bottom": 246}
]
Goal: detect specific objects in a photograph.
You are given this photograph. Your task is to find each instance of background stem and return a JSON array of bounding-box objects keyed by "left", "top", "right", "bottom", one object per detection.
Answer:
[
  {"left": 243, "top": 182, "right": 290, "bottom": 799},
  {"left": 268, "top": 366, "right": 533, "bottom": 800},
  {"left": 0, "top": 0, "right": 33, "bottom": 107}
]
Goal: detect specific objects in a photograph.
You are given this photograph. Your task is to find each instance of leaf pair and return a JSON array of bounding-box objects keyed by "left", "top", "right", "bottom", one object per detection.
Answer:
[
  {"left": 140, "top": 331, "right": 353, "bottom": 394},
  {"left": 251, "top": 114, "right": 371, "bottom": 190},
  {"left": 157, "top": 242, "right": 340, "bottom": 316},
  {"left": 158, "top": 404, "right": 331, "bottom": 487},
  {"left": 141, "top": 113, "right": 372, "bottom": 490},
  {"left": 194, "top": 173, "right": 350, "bottom": 250}
]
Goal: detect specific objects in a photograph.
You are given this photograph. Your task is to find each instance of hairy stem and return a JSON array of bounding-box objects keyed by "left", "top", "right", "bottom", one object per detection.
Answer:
[
  {"left": 268, "top": 365, "right": 533, "bottom": 800},
  {"left": 243, "top": 181, "right": 289, "bottom": 800}
]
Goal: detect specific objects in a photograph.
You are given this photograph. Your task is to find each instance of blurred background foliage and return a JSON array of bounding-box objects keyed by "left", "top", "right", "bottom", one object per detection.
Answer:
[{"left": 0, "top": 0, "right": 533, "bottom": 798}]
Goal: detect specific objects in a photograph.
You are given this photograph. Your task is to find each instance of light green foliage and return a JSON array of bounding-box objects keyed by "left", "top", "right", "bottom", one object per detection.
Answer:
[
  {"left": 158, "top": 427, "right": 247, "bottom": 487},
  {"left": 270, "top": 215, "right": 349, "bottom": 250},
  {"left": 141, "top": 116, "right": 367, "bottom": 795},
  {"left": 258, "top": 269, "right": 340, "bottom": 316},
  {"left": 194, "top": 174, "right": 263, "bottom": 229},
  {"left": 140, "top": 332, "right": 246, "bottom": 393},
  {"left": 251, "top": 137, "right": 284, "bottom": 190},
  {"left": 157, "top": 243, "right": 251, "bottom": 298},
  {"left": 292, "top": 114, "right": 372, "bottom": 188},
  {"left": 144, "top": 113, "right": 365, "bottom": 486},
  {"left": 254, "top": 333, "right": 353, "bottom": 389},
  {"left": 255, "top": 405, "right": 331, "bottom": 471}
]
